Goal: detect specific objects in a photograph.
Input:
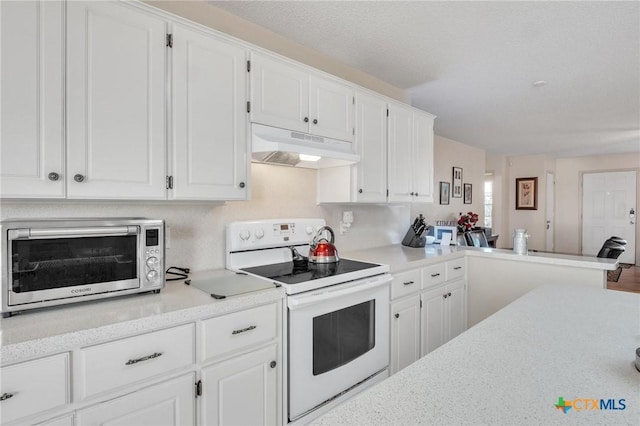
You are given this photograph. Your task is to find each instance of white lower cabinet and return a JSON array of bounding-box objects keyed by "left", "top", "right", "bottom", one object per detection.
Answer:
[
  {"left": 76, "top": 373, "right": 195, "bottom": 425},
  {"left": 200, "top": 344, "right": 278, "bottom": 426},
  {"left": 390, "top": 295, "right": 421, "bottom": 374},
  {"left": 389, "top": 259, "right": 467, "bottom": 375}
]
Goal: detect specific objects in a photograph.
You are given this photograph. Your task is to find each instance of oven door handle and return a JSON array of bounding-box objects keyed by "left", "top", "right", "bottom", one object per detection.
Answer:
[
  {"left": 287, "top": 274, "right": 392, "bottom": 310},
  {"left": 10, "top": 226, "right": 139, "bottom": 239}
]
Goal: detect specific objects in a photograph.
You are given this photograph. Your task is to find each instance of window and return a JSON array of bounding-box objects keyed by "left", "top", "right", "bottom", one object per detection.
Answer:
[{"left": 484, "top": 173, "right": 494, "bottom": 228}]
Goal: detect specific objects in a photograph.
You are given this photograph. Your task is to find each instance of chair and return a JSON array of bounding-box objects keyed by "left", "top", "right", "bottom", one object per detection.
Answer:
[
  {"left": 456, "top": 234, "right": 468, "bottom": 246},
  {"left": 596, "top": 237, "right": 626, "bottom": 282},
  {"left": 465, "top": 230, "right": 489, "bottom": 247}
]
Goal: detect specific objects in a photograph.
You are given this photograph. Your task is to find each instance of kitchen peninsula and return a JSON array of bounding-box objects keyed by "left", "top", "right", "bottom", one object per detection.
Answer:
[{"left": 314, "top": 283, "right": 640, "bottom": 425}]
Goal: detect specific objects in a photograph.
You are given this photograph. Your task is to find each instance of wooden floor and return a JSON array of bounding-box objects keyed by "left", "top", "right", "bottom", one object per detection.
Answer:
[{"left": 607, "top": 265, "right": 640, "bottom": 294}]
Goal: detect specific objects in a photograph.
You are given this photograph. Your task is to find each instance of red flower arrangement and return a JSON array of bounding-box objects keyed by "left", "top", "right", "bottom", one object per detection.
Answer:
[{"left": 457, "top": 211, "right": 479, "bottom": 233}]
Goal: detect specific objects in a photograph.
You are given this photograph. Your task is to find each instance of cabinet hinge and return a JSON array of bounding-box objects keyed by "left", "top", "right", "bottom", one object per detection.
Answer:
[
  {"left": 386, "top": 108, "right": 389, "bottom": 117},
  {"left": 386, "top": 189, "right": 389, "bottom": 196},
  {"left": 195, "top": 380, "right": 202, "bottom": 398},
  {"left": 420, "top": 299, "right": 423, "bottom": 308},
  {"left": 247, "top": 101, "right": 251, "bottom": 113},
  {"left": 166, "top": 176, "right": 173, "bottom": 190},
  {"left": 166, "top": 34, "right": 173, "bottom": 48},
  {"left": 247, "top": 60, "right": 251, "bottom": 72},
  {"left": 352, "top": 96, "right": 355, "bottom": 105},
  {"left": 353, "top": 128, "right": 355, "bottom": 136}
]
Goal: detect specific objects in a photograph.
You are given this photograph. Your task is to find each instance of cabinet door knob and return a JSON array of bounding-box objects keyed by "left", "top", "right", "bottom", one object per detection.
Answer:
[
  {"left": 48, "top": 172, "right": 60, "bottom": 181},
  {"left": 394, "top": 313, "right": 400, "bottom": 319},
  {"left": 415, "top": 192, "right": 419, "bottom": 196},
  {"left": 443, "top": 294, "right": 448, "bottom": 299},
  {"left": 448, "top": 292, "right": 452, "bottom": 297},
  {"left": 239, "top": 182, "right": 245, "bottom": 188},
  {"left": 410, "top": 192, "right": 415, "bottom": 196},
  {"left": 270, "top": 361, "right": 277, "bottom": 369},
  {"left": 0, "top": 392, "right": 14, "bottom": 401},
  {"left": 74, "top": 174, "right": 85, "bottom": 183},
  {"left": 304, "top": 117, "right": 309, "bottom": 123},
  {"left": 313, "top": 118, "right": 318, "bottom": 124},
  {"left": 358, "top": 189, "right": 363, "bottom": 194}
]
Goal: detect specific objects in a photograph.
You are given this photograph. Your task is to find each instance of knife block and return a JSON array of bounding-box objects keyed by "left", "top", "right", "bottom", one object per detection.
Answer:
[{"left": 401, "top": 227, "right": 426, "bottom": 248}]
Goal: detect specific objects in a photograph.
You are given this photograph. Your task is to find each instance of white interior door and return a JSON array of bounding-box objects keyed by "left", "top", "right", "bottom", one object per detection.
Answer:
[
  {"left": 545, "top": 172, "right": 555, "bottom": 252},
  {"left": 582, "top": 171, "right": 636, "bottom": 264}
]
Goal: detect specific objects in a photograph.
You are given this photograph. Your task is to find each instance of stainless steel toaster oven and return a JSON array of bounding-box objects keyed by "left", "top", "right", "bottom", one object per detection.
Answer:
[{"left": 1, "top": 218, "right": 164, "bottom": 316}]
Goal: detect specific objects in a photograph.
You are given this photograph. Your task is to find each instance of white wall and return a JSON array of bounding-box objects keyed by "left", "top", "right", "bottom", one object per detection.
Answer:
[{"left": 555, "top": 153, "right": 640, "bottom": 264}]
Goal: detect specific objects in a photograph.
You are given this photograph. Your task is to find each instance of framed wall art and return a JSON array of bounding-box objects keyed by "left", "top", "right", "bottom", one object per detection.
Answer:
[
  {"left": 439, "top": 181, "right": 450, "bottom": 205},
  {"left": 452, "top": 167, "right": 463, "bottom": 198},
  {"left": 464, "top": 183, "right": 472, "bottom": 204},
  {"left": 515, "top": 177, "right": 538, "bottom": 210}
]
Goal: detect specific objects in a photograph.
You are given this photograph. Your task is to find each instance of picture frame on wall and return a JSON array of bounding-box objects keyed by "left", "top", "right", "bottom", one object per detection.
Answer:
[
  {"left": 516, "top": 177, "right": 538, "bottom": 210},
  {"left": 439, "top": 181, "right": 450, "bottom": 205},
  {"left": 452, "top": 167, "right": 463, "bottom": 198},
  {"left": 464, "top": 183, "right": 472, "bottom": 204}
]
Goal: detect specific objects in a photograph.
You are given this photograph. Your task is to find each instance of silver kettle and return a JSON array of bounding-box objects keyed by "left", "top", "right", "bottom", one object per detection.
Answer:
[{"left": 308, "top": 226, "right": 340, "bottom": 263}]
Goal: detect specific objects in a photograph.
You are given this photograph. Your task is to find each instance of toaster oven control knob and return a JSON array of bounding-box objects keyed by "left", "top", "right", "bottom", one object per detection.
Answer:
[
  {"left": 305, "top": 226, "right": 314, "bottom": 235},
  {"left": 239, "top": 229, "right": 251, "bottom": 241},
  {"left": 146, "top": 270, "right": 159, "bottom": 281},
  {"left": 146, "top": 256, "right": 159, "bottom": 268},
  {"left": 254, "top": 228, "right": 265, "bottom": 239}
]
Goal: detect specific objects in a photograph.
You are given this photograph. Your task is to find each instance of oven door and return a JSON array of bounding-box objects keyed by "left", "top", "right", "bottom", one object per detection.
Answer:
[
  {"left": 6, "top": 225, "right": 141, "bottom": 306},
  {"left": 287, "top": 273, "right": 391, "bottom": 421}
]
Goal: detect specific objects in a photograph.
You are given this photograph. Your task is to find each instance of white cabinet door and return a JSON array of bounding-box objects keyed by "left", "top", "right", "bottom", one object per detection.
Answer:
[
  {"left": 250, "top": 52, "right": 308, "bottom": 133},
  {"left": 0, "top": 0, "right": 65, "bottom": 198},
  {"left": 390, "top": 295, "right": 421, "bottom": 374},
  {"left": 308, "top": 74, "right": 354, "bottom": 141},
  {"left": 420, "top": 285, "right": 446, "bottom": 356},
  {"left": 446, "top": 279, "right": 466, "bottom": 341},
  {"left": 171, "top": 24, "right": 248, "bottom": 200},
  {"left": 66, "top": 1, "right": 167, "bottom": 199},
  {"left": 354, "top": 91, "right": 387, "bottom": 203},
  {"left": 387, "top": 103, "right": 413, "bottom": 203},
  {"left": 201, "top": 344, "right": 278, "bottom": 426},
  {"left": 76, "top": 374, "right": 195, "bottom": 425},
  {"left": 35, "top": 413, "right": 75, "bottom": 426},
  {"left": 412, "top": 111, "right": 434, "bottom": 203}
]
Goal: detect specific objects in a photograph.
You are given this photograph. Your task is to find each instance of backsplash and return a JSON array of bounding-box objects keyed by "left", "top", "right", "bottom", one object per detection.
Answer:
[{"left": 0, "top": 164, "right": 408, "bottom": 271}]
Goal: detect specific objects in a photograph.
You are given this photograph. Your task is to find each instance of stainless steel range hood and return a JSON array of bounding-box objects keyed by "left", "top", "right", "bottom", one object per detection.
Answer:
[{"left": 251, "top": 123, "right": 360, "bottom": 169}]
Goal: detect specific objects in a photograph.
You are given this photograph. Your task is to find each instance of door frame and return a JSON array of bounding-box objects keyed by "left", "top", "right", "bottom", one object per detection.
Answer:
[{"left": 579, "top": 167, "right": 638, "bottom": 265}]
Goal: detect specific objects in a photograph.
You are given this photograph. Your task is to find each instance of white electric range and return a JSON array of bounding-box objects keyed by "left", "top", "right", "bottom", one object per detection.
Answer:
[{"left": 226, "top": 218, "right": 391, "bottom": 424}]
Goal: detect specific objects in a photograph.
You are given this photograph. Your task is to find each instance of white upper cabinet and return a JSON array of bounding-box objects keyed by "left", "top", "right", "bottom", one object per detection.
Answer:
[
  {"left": 388, "top": 103, "right": 435, "bottom": 203},
  {"left": 353, "top": 91, "right": 388, "bottom": 202},
  {"left": 0, "top": 1, "right": 65, "bottom": 198},
  {"left": 250, "top": 52, "right": 354, "bottom": 142},
  {"left": 170, "top": 23, "right": 248, "bottom": 200},
  {"left": 66, "top": 1, "right": 167, "bottom": 199}
]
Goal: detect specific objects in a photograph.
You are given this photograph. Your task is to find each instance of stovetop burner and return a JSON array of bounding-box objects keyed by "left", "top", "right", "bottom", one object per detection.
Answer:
[{"left": 241, "top": 258, "right": 381, "bottom": 285}]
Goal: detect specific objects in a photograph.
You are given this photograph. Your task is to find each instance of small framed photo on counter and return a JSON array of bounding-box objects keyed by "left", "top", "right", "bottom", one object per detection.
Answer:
[
  {"left": 439, "top": 181, "right": 450, "bottom": 205},
  {"left": 464, "top": 183, "right": 472, "bottom": 204},
  {"left": 516, "top": 177, "right": 538, "bottom": 210}
]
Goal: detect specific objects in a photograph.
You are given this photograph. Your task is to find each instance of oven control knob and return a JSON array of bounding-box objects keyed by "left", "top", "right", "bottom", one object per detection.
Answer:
[
  {"left": 255, "top": 228, "right": 265, "bottom": 239},
  {"left": 239, "top": 229, "right": 251, "bottom": 241},
  {"left": 146, "top": 256, "right": 159, "bottom": 268},
  {"left": 305, "top": 226, "right": 314, "bottom": 236},
  {"left": 146, "top": 270, "right": 159, "bottom": 281}
]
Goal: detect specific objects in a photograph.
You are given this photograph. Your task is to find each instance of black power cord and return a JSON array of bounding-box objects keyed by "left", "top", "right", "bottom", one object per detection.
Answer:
[{"left": 166, "top": 266, "right": 190, "bottom": 281}]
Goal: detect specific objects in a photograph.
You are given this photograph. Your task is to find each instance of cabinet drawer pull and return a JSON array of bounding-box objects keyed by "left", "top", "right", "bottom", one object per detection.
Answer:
[
  {"left": 73, "top": 174, "right": 85, "bottom": 183},
  {"left": 125, "top": 352, "right": 163, "bottom": 365},
  {"left": 403, "top": 280, "right": 414, "bottom": 286},
  {"left": 48, "top": 172, "right": 60, "bottom": 181},
  {"left": 0, "top": 392, "right": 14, "bottom": 401},
  {"left": 232, "top": 325, "right": 257, "bottom": 335},
  {"left": 430, "top": 273, "right": 440, "bottom": 278},
  {"left": 453, "top": 266, "right": 462, "bottom": 270}
]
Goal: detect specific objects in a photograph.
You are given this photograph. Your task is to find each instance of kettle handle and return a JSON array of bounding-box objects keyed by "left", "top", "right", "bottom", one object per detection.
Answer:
[{"left": 312, "top": 226, "right": 335, "bottom": 246}]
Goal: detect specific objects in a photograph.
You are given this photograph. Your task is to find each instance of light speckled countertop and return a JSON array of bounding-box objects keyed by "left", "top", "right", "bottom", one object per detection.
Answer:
[
  {"left": 0, "top": 269, "right": 284, "bottom": 365},
  {"left": 344, "top": 244, "right": 617, "bottom": 272},
  {"left": 314, "top": 283, "right": 640, "bottom": 425}
]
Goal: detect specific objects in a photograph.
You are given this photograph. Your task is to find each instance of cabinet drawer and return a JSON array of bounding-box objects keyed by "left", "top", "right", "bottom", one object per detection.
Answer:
[
  {"left": 421, "top": 263, "right": 446, "bottom": 289},
  {"left": 1, "top": 353, "right": 70, "bottom": 424},
  {"left": 78, "top": 324, "right": 195, "bottom": 399},
  {"left": 446, "top": 258, "right": 465, "bottom": 281},
  {"left": 201, "top": 303, "right": 278, "bottom": 362},
  {"left": 390, "top": 269, "right": 421, "bottom": 299}
]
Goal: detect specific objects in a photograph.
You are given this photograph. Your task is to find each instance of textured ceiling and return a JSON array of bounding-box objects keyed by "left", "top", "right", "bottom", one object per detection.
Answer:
[{"left": 210, "top": 1, "right": 640, "bottom": 157}]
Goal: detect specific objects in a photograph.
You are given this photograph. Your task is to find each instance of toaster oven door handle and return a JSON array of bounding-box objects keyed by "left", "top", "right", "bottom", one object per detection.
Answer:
[{"left": 16, "top": 226, "right": 139, "bottom": 239}]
